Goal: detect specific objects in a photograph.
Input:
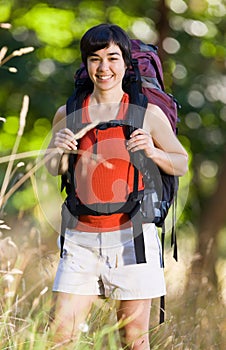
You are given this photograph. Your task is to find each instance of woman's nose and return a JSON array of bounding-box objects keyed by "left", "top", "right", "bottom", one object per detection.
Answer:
[{"left": 98, "top": 60, "right": 109, "bottom": 70}]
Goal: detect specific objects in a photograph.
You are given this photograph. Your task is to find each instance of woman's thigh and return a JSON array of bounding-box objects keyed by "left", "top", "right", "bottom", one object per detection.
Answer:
[
  {"left": 117, "top": 299, "right": 152, "bottom": 327},
  {"left": 51, "top": 292, "right": 98, "bottom": 338},
  {"left": 117, "top": 299, "right": 152, "bottom": 349}
]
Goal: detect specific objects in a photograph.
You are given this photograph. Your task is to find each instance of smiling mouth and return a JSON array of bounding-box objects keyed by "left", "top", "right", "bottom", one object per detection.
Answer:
[{"left": 96, "top": 75, "right": 113, "bottom": 80}]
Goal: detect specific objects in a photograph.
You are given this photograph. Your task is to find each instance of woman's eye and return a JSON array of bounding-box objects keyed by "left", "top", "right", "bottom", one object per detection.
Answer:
[{"left": 90, "top": 58, "right": 99, "bottom": 62}]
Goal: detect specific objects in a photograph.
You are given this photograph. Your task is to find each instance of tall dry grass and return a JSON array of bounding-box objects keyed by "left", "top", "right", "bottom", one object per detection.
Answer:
[{"left": 0, "top": 231, "right": 225, "bottom": 350}]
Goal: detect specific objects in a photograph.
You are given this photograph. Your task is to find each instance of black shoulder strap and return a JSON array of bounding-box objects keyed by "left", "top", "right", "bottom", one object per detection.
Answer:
[
  {"left": 125, "top": 93, "right": 148, "bottom": 130},
  {"left": 66, "top": 91, "right": 86, "bottom": 133}
]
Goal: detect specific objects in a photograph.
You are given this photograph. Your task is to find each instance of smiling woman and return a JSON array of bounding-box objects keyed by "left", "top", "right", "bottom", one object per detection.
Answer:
[{"left": 46, "top": 23, "right": 188, "bottom": 350}]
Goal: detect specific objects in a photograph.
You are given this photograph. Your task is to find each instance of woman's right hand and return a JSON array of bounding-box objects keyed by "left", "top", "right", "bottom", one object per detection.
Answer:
[{"left": 54, "top": 128, "right": 78, "bottom": 151}]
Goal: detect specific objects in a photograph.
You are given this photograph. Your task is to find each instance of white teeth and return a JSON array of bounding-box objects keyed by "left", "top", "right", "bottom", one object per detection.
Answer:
[{"left": 97, "top": 75, "right": 112, "bottom": 80}]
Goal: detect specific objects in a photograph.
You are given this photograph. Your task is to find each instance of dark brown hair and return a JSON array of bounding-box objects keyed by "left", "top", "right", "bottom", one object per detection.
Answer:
[{"left": 80, "top": 23, "right": 131, "bottom": 68}]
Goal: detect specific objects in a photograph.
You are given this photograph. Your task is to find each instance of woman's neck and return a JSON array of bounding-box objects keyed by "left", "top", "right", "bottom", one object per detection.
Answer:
[
  {"left": 87, "top": 89, "right": 127, "bottom": 122},
  {"left": 90, "top": 88, "right": 125, "bottom": 105}
]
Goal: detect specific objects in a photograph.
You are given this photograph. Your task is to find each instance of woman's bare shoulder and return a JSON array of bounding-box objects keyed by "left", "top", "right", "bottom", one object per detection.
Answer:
[
  {"left": 50, "top": 105, "right": 67, "bottom": 132},
  {"left": 146, "top": 102, "right": 170, "bottom": 120},
  {"left": 52, "top": 105, "right": 66, "bottom": 125},
  {"left": 144, "top": 102, "right": 172, "bottom": 132}
]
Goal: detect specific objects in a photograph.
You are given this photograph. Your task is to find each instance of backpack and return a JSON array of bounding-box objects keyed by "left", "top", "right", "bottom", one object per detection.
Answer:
[{"left": 60, "top": 39, "right": 180, "bottom": 323}]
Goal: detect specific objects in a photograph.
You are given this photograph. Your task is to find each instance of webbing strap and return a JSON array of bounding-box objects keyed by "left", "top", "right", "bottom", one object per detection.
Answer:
[
  {"left": 131, "top": 210, "right": 146, "bottom": 264},
  {"left": 160, "top": 223, "right": 166, "bottom": 323},
  {"left": 160, "top": 295, "right": 165, "bottom": 324},
  {"left": 171, "top": 197, "right": 178, "bottom": 261},
  {"left": 125, "top": 112, "right": 146, "bottom": 264},
  {"left": 161, "top": 223, "right": 166, "bottom": 269},
  {"left": 60, "top": 235, "right": 65, "bottom": 258},
  {"left": 69, "top": 193, "right": 143, "bottom": 217}
]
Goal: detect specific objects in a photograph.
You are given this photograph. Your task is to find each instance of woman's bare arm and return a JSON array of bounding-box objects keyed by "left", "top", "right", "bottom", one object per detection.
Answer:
[
  {"left": 127, "top": 103, "right": 188, "bottom": 176},
  {"left": 45, "top": 105, "right": 78, "bottom": 176}
]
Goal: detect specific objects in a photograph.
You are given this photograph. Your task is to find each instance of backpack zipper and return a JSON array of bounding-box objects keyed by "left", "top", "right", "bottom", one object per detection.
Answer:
[{"left": 93, "top": 129, "right": 98, "bottom": 155}]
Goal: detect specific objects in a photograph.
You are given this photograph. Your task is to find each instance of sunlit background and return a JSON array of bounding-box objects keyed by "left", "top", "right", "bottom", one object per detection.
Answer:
[{"left": 0, "top": 0, "right": 226, "bottom": 348}]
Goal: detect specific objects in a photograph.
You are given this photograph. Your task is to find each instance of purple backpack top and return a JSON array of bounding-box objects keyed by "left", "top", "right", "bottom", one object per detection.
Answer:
[{"left": 129, "top": 39, "right": 179, "bottom": 134}]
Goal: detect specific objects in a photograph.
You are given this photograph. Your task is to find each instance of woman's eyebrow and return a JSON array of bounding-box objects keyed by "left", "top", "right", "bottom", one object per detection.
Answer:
[
  {"left": 89, "top": 53, "right": 99, "bottom": 57},
  {"left": 88, "top": 52, "right": 121, "bottom": 57},
  {"left": 107, "top": 52, "right": 121, "bottom": 56}
]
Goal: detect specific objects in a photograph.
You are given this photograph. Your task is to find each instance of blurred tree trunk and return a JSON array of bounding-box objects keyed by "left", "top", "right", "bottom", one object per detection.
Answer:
[
  {"left": 189, "top": 150, "right": 226, "bottom": 290},
  {"left": 155, "top": 0, "right": 170, "bottom": 59}
]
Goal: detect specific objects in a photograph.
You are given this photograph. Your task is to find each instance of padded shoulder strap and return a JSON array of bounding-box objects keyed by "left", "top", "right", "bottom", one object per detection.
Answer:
[
  {"left": 66, "top": 92, "right": 85, "bottom": 133},
  {"left": 66, "top": 93, "right": 76, "bottom": 116},
  {"left": 125, "top": 93, "right": 148, "bottom": 130}
]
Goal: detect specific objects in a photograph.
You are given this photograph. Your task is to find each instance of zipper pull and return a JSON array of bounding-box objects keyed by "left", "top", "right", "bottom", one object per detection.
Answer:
[{"left": 93, "top": 129, "right": 98, "bottom": 154}]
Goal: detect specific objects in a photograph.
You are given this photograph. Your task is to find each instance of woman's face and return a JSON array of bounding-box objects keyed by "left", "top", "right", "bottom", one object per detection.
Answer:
[{"left": 87, "top": 42, "right": 127, "bottom": 93}]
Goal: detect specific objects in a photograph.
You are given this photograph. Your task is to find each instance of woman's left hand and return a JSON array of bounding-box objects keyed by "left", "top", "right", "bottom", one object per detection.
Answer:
[{"left": 126, "top": 128, "right": 155, "bottom": 158}]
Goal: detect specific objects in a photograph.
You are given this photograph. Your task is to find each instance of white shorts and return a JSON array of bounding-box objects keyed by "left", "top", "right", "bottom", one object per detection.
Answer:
[{"left": 53, "top": 223, "right": 166, "bottom": 299}]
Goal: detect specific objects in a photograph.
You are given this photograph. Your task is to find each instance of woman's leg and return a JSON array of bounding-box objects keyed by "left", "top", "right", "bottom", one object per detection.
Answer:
[
  {"left": 50, "top": 292, "right": 98, "bottom": 345},
  {"left": 117, "top": 299, "right": 152, "bottom": 350}
]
